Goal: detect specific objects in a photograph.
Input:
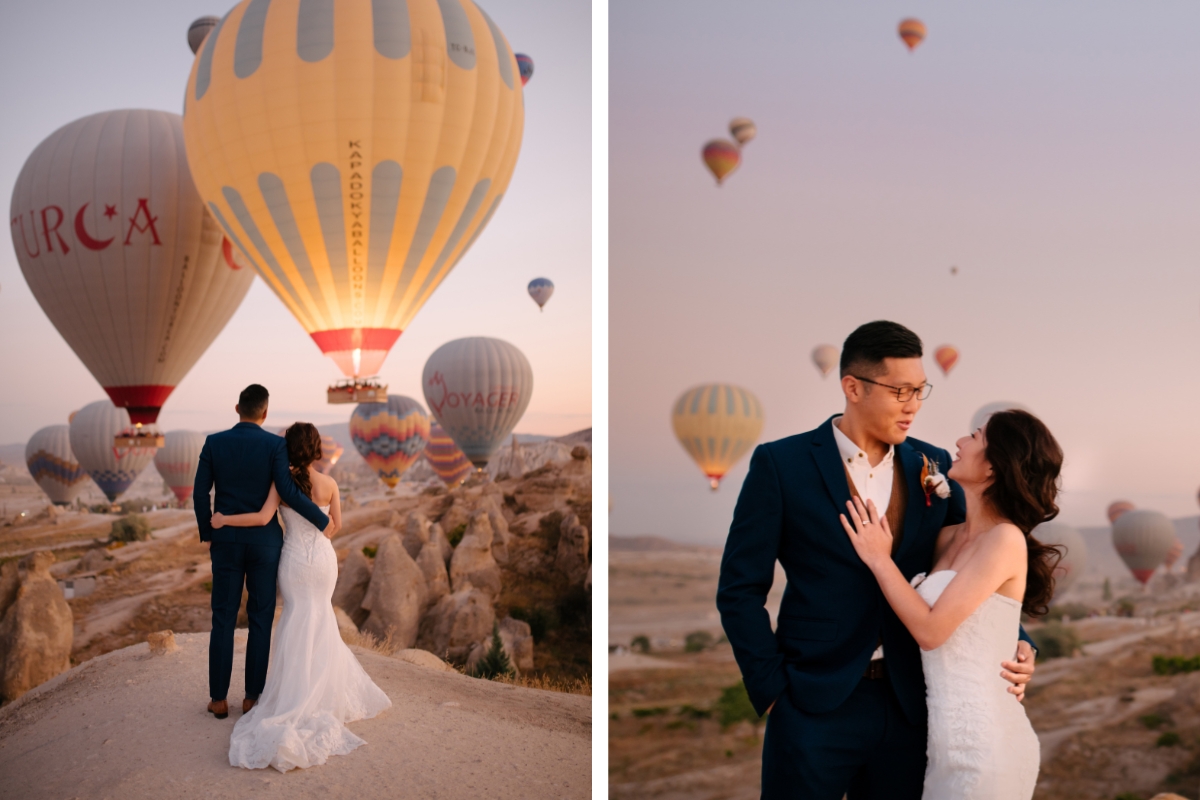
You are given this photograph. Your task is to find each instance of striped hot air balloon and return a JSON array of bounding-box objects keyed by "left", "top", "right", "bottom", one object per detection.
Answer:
[
  {"left": 424, "top": 422, "right": 473, "bottom": 488},
  {"left": 729, "top": 117, "right": 756, "bottom": 146},
  {"left": 1033, "top": 522, "right": 1087, "bottom": 596},
  {"left": 349, "top": 396, "right": 431, "bottom": 488},
  {"left": 898, "top": 18, "right": 926, "bottom": 51},
  {"left": 702, "top": 140, "right": 741, "bottom": 185},
  {"left": 273, "top": 428, "right": 344, "bottom": 475},
  {"left": 154, "top": 431, "right": 206, "bottom": 504},
  {"left": 182, "top": 0, "right": 525, "bottom": 384},
  {"left": 671, "top": 383, "right": 764, "bottom": 490},
  {"left": 69, "top": 400, "right": 158, "bottom": 502},
  {"left": 25, "top": 425, "right": 88, "bottom": 505},
  {"left": 515, "top": 53, "right": 534, "bottom": 86},
  {"left": 934, "top": 346, "right": 959, "bottom": 376},
  {"left": 1107, "top": 500, "right": 1135, "bottom": 524},
  {"left": 527, "top": 277, "right": 554, "bottom": 311},
  {"left": 1112, "top": 509, "right": 1175, "bottom": 585}
]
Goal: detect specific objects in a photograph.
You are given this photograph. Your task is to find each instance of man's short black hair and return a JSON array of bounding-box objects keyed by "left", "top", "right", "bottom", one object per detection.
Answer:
[
  {"left": 839, "top": 321, "right": 923, "bottom": 379},
  {"left": 238, "top": 384, "right": 270, "bottom": 419}
]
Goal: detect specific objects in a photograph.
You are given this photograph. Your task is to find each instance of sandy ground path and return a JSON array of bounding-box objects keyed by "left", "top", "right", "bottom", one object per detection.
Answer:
[{"left": 0, "top": 632, "right": 590, "bottom": 800}]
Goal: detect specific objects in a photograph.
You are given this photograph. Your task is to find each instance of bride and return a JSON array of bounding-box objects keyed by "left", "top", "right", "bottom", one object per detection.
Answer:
[
  {"left": 211, "top": 422, "right": 391, "bottom": 772},
  {"left": 840, "top": 409, "right": 1062, "bottom": 799}
]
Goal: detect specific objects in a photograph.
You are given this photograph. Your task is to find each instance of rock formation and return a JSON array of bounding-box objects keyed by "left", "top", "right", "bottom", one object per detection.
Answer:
[
  {"left": 431, "top": 521, "right": 453, "bottom": 567},
  {"left": 332, "top": 549, "right": 374, "bottom": 628},
  {"left": 416, "top": 585, "right": 496, "bottom": 663},
  {"left": 416, "top": 539, "right": 450, "bottom": 608},
  {"left": 465, "top": 616, "right": 535, "bottom": 677},
  {"left": 393, "top": 648, "right": 455, "bottom": 672},
  {"left": 477, "top": 494, "right": 511, "bottom": 564},
  {"left": 147, "top": 630, "right": 178, "bottom": 655},
  {"left": 401, "top": 512, "right": 431, "bottom": 560},
  {"left": 0, "top": 551, "right": 73, "bottom": 702},
  {"left": 449, "top": 510, "right": 502, "bottom": 599},
  {"left": 556, "top": 512, "right": 590, "bottom": 587},
  {"left": 360, "top": 534, "right": 428, "bottom": 648}
]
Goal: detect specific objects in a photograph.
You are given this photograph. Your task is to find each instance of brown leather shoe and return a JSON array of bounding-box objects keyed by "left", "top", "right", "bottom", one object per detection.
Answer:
[
  {"left": 243, "top": 696, "right": 258, "bottom": 713},
  {"left": 207, "top": 699, "right": 229, "bottom": 719}
]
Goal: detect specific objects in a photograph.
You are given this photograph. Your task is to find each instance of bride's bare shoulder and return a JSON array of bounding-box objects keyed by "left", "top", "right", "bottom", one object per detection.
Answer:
[
  {"left": 982, "top": 522, "right": 1026, "bottom": 557},
  {"left": 310, "top": 471, "right": 338, "bottom": 503}
]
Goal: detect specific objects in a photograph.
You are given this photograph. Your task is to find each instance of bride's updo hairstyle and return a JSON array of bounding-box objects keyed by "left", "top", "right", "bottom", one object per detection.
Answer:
[
  {"left": 981, "top": 409, "right": 1064, "bottom": 618},
  {"left": 284, "top": 423, "right": 323, "bottom": 499}
]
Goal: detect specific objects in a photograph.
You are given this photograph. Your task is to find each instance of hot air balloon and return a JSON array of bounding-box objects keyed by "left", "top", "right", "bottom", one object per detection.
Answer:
[
  {"left": 69, "top": 400, "right": 158, "bottom": 502},
  {"left": 934, "top": 346, "right": 959, "bottom": 376},
  {"left": 672, "top": 383, "right": 764, "bottom": 490},
  {"left": 350, "top": 396, "right": 431, "bottom": 488},
  {"left": 1107, "top": 500, "right": 1135, "bottom": 524},
  {"left": 423, "top": 337, "right": 533, "bottom": 468},
  {"left": 702, "top": 140, "right": 741, "bottom": 185},
  {"left": 729, "top": 118, "right": 757, "bottom": 146},
  {"left": 11, "top": 110, "right": 255, "bottom": 434},
  {"left": 812, "top": 345, "right": 839, "bottom": 377},
  {"left": 154, "top": 431, "right": 206, "bottom": 504},
  {"left": 528, "top": 277, "right": 555, "bottom": 311},
  {"left": 316, "top": 435, "right": 344, "bottom": 475},
  {"left": 187, "top": 16, "right": 220, "bottom": 54},
  {"left": 1033, "top": 522, "right": 1087, "bottom": 596},
  {"left": 969, "top": 402, "right": 1031, "bottom": 434},
  {"left": 1112, "top": 509, "right": 1175, "bottom": 585},
  {"left": 516, "top": 53, "right": 534, "bottom": 86},
  {"left": 25, "top": 425, "right": 88, "bottom": 506},
  {"left": 898, "top": 18, "right": 926, "bottom": 51},
  {"left": 183, "top": 0, "right": 525, "bottom": 403},
  {"left": 425, "top": 423, "right": 473, "bottom": 487}
]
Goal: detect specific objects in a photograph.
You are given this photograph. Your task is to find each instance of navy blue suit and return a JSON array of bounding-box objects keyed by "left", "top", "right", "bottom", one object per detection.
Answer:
[
  {"left": 194, "top": 421, "right": 330, "bottom": 701},
  {"left": 716, "top": 416, "right": 1033, "bottom": 799}
]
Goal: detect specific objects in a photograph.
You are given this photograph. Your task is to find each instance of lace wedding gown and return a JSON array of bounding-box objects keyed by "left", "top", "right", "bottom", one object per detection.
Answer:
[
  {"left": 913, "top": 570, "right": 1040, "bottom": 799},
  {"left": 228, "top": 505, "right": 391, "bottom": 772}
]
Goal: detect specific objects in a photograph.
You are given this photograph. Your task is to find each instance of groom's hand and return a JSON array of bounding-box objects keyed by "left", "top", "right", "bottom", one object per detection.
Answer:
[{"left": 1001, "top": 640, "right": 1036, "bottom": 702}]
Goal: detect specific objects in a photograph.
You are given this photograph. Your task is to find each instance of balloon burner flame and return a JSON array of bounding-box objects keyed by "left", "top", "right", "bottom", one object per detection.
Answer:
[{"left": 352, "top": 348, "right": 362, "bottom": 376}]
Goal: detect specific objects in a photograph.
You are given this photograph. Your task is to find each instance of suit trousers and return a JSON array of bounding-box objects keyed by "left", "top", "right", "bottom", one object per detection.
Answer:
[
  {"left": 208, "top": 540, "right": 281, "bottom": 701},
  {"left": 761, "top": 676, "right": 928, "bottom": 800}
]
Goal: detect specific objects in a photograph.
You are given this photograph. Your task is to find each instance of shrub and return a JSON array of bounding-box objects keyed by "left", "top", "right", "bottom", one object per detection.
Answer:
[
  {"left": 1157, "top": 732, "right": 1182, "bottom": 747},
  {"left": 631, "top": 707, "right": 668, "bottom": 718},
  {"left": 1045, "top": 603, "right": 1091, "bottom": 622},
  {"left": 1139, "top": 713, "right": 1167, "bottom": 729},
  {"left": 1153, "top": 655, "right": 1200, "bottom": 675},
  {"left": 471, "top": 623, "right": 515, "bottom": 680},
  {"left": 630, "top": 635, "right": 651, "bottom": 654},
  {"left": 362, "top": 546, "right": 377, "bottom": 558},
  {"left": 1102, "top": 578, "right": 1112, "bottom": 601},
  {"left": 685, "top": 631, "right": 715, "bottom": 653},
  {"left": 1116, "top": 598, "right": 1136, "bottom": 617},
  {"left": 201, "top": 581, "right": 213, "bottom": 593},
  {"left": 715, "top": 681, "right": 762, "bottom": 728},
  {"left": 678, "top": 704, "right": 712, "bottom": 719},
  {"left": 111, "top": 514, "right": 151, "bottom": 543},
  {"left": 447, "top": 523, "right": 467, "bottom": 548},
  {"left": 1029, "top": 622, "right": 1081, "bottom": 660}
]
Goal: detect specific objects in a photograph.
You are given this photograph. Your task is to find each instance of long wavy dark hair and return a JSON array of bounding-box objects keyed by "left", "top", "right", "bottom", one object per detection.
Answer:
[
  {"left": 981, "top": 409, "right": 1064, "bottom": 617},
  {"left": 284, "top": 423, "right": 323, "bottom": 499}
]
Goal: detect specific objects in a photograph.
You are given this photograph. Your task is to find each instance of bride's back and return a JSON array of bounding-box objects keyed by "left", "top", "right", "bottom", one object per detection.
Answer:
[{"left": 306, "top": 468, "right": 337, "bottom": 507}]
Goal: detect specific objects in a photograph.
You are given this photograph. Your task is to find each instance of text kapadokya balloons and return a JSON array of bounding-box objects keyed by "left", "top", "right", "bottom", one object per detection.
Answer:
[
  {"left": 672, "top": 383, "right": 764, "bottom": 490},
  {"left": 11, "top": 110, "right": 255, "bottom": 424},
  {"left": 729, "top": 118, "right": 757, "bottom": 146},
  {"left": 516, "top": 53, "right": 534, "bottom": 86},
  {"left": 934, "top": 345, "right": 959, "bottom": 376},
  {"left": 898, "top": 18, "right": 926, "bottom": 51},
  {"left": 812, "top": 344, "right": 839, "bottom": 377},
  {"left": 1033, "top": 522, "right": 1087, "bottom": 595},
  {"left": 1107, "top": 500, "right": 1135, "bottom": 524},
  {"left": 528, "top": 277, "right": 554, "bottom": 311},
  {"left": 425, "top": 422, "right": 473, "bottom": 487},
  {"left": 702, "top": 140, "right": 741, "bottom": 185},
  {"left": 183, "top": 0, "right": 525, "bottom": 381},
  {"left": 26, "top": 425, "right": 88, "bottom": 505},
  {"left": 1112, "top": 509, "right": 1175, "bottom": 585},
  {"left": 154, "top": 431, "right": 206, "bottom": 503},
  {"left": 423, "top": 337, "right": 533, "bottom": 467},
  {"left": 69, "top": 400, "right": 158, "bottom": 501},
  {"left": 350, "top": 395, "right": 431, "bottom": 488},
  {"left": 969, "top": 402, "right": 1031, "bottom": 434}
]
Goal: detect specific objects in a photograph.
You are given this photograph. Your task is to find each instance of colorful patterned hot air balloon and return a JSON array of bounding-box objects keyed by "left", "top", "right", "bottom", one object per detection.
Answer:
[
  {"left": 1033, "top": 522, "right": 1087, "bottom": 596},
  {"left": 25, "top": 425, "right": 88, "bottom": 506},
  {"left": 424, "top": 422, "right": 473, "bottom": 487},
  {"left": 423, "top": 337, "right": 533, "bottom": 467},
  {"left": 10, "top": 110, "right": 255, "bottom": 425},
  {"left": 154, "top": 431, "right": 206, "bottom": 503},
  {"left": 349, "top": 396, "right": 431, "bottom": 488},
  {"left": 934, "top": 346, "right": 959, "bottom": 376},
  {"left": 812, "top": 345, "right": 839, "bottom": 377},
  {"left": 672, "top": 383, "right": 764, "bottom": 490},
  {"left": 969, "top": 402, "right": 1031, "bottom": 434},
  {"left": 702, "top": 140, "right": 741, "bottom": 185},
  {"left": 515, "top": 53, "right": 534, "bottom": 86},
  {"left": 898, "top": 18, "right": 926, "bottom": 51},
  {"left": 729, "top": 118, "right": 757, "bottom": 146},
  {"left": 528, "top": 277, "right": 554, "bottom": 311},
  {"left": 1112, "top": 509, "right": 1175, "bottom": 585},
  {"left": 316, "top": 435, "right": 344, "bottom": 475},
  {"left": 69, "top": 400, "right": 158, "bottom": 502},
  {"left": 1107, "top": 500, "right": 1135, "bottom": 524},
  {"left": 183, "top": 0, "right": 525, "bottom": 384}
]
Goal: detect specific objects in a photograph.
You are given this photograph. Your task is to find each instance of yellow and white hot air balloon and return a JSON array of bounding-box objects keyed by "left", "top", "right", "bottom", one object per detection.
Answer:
[
  {"left": 183, "top": 0, "right": 525, "bottom": 400},
  {"left": 672, "top": 383, "right": 764, "bottom": 490}
]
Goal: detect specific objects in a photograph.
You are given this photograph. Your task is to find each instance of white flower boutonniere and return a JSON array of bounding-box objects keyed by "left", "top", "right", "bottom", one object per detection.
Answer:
[{"left": 920, "top": 454, "right": 951, "bottom": 507}]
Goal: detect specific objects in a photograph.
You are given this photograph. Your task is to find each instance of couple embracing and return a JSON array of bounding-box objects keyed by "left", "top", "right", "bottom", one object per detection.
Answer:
[{"left": 718, "top": 321, "right": 1064, "bottom": 800}]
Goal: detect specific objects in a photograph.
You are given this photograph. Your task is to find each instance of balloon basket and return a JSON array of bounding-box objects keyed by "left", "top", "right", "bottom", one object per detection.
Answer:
[
  {"left": 113, "top": 431, "right": 164, "bottom": 449},
  {"left": 328, "top": 377, "right": 388, "bottom": 404}
]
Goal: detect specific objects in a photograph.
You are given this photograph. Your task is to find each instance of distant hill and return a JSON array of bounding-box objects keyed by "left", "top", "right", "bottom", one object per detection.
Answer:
[
  {"left": 610, "top": 535, "right": 719, "bottom": 553},
  {"left": 0, "top": 443, "right": 24, "bottom": 470}
]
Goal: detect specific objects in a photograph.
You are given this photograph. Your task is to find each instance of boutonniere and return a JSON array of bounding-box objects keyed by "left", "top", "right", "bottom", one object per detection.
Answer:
[{"left": 919, "top": 453, "right": 951, "bottom": 507}]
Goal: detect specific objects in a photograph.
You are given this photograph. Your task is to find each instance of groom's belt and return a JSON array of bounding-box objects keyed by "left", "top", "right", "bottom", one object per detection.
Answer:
[{"left": 863, "top": 659, "right": 886, "bottom": 680}]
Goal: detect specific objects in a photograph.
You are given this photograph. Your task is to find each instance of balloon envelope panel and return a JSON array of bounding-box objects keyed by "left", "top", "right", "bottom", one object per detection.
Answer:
[
  {"left": 424, "top": 422, "right": 473, "bottom": 486},
  {"left": 69, "top": 400, "right": 158, "bottom": 501},
  {"left": 25, "top": 425, "right": 88, "bottom": 505},
  {"left": 671, "top": 383, "right": 764, "bottom": 489},
  {"left": 154, "top": 431, "right": 206, "bottom": 502},
  {"left": 350, "top": 395, "right": 430, "bottom": 487}
]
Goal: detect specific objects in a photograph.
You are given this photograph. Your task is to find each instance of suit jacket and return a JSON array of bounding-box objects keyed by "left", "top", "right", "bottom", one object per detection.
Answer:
[
  {"left": 716, "top": 415, "right": 1033, "bottom": 725},
  {"left": 193, "top": 421, "right": 330, "bottom": 546}
]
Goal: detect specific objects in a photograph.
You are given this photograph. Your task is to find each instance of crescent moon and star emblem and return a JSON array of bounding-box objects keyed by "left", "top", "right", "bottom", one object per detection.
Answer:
[{"left": 73, "top": 202, "right": 115, "bottom": 250}]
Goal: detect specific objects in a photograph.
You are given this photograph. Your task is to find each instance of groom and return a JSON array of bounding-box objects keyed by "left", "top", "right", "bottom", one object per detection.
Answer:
[
  {"left": 193, "top": 384, "right": 331, "bottom": 719},
  {"left": 716, "top": 321, "right": 1037, "bottom": 799}
]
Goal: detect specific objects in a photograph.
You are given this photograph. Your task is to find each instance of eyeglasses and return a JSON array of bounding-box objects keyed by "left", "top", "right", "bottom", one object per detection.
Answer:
[{"left": 852, "top": 376, "right": 933, "bottom": 403}]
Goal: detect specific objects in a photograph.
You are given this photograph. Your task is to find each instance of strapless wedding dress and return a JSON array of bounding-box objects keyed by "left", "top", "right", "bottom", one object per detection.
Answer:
[
  {"left": 229, "top": 505, "right": 391, "bottom": 772},
  {"left": 913, "top": 570, "right": 1039, "bottom": 799}
]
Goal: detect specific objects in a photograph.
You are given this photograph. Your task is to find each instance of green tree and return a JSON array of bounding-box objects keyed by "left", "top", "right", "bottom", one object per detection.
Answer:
[
  {"left": 111, "top": 514, "right": 151, "bottom": 542},
  {"left": 630, "top": 635, "right": 651, "bottom": 654},
  {"left": 472, "top": 623, "right": 514, "bottom": 680}
]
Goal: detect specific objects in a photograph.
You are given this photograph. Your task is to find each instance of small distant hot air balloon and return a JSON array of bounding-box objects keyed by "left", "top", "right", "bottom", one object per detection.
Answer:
[
  {"left": 26, "top": 425, "right": 88, "bottom": 506},
  {"left": 970, "top": 402, "right": 1031, "bottom": 434},
  {"left": 1165, "top": 536, "right": 1185, "bottom": 571},
  {"left": 154, "top": 431, "right": 206, "bottom": 504},
  {"left": 69, "top": 400, "right": 159, "bottom": 502},
  {"left": 812, "top": 345, "right": 839, "bottom": 377},
  {"left": 898, "top": 18, "right": 926, "bottom": 51},
  {"left": 1107, "top": 500, "right": 1136, "bottom": 524},
  {"left": 528, "top": 278, "right": 555, "bottom": 311},
  {"left": 273, "top": 428, "right": 343, "bottom": 475},
  {"left": 672, "top": 383, "right": 764, "bottom": 490},
  {"left": 425, "top": 423, "right": 473, "bottom": 488},
  {"left": 516, "top": 53, "right": 534, "bottom": 86},
  {"left": 349, "top": 396, "right": 431, "bottom": 488},
  {"left": 702, "top": 140, "right": 741, "bottom": 185},
  {"left": 934, "top": 346, "right": 959, "bottom": 376},
  {"left": 950, "top": 265, "right": 959, "bottom": 276},
  {"left": 1112, "top": 509, "right": 1175, "bottom": 585},
  {"left": 729, "top": 118, "right": 757, "bottom": 146},
  {"left": 187, "top": 16, "right": 220, "bottom": 54},
  {"left": 1033, "top": 522, "right": 1087, "bottom": 596}
]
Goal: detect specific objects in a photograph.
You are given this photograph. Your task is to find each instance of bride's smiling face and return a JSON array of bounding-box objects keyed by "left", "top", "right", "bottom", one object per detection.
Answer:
[{"left": 948, "top": 425, "right": 993, "bottom": 487}]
